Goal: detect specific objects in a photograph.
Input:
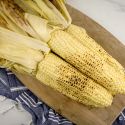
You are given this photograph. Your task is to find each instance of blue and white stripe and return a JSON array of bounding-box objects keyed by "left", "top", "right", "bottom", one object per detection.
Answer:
[
  {"left": 10, "top": 86, "right": 28, "bottom": 92},
  {"left": 48, "top": 109, "right": 72, "bottom": 124},
  {"left": 0, "top": 68, "right": 73, "bottom": 125}
]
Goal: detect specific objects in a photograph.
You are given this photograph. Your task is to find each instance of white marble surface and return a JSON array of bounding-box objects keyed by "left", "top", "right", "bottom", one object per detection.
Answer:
[{"left": 67, "top": 0, "right": 125, "bottom": 45}]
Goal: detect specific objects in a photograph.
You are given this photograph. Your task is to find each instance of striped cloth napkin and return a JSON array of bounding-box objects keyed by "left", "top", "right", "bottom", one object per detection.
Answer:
[{"left": 0, "top": 68, "right": 73, "bottom": 125}]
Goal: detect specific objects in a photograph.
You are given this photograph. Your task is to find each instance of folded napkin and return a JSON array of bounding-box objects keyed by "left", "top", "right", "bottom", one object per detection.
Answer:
[{"left": 0, "top": 68, "right": 73, "bottom": 125}]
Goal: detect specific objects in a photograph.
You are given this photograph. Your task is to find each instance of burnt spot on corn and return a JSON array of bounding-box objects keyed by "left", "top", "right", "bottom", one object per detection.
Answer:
[
  {"left": 56, "top": 63, "right": 113, "bottom": 107},
  {"left": 57, "top": 64, "right": 87, "bottom": 90}
]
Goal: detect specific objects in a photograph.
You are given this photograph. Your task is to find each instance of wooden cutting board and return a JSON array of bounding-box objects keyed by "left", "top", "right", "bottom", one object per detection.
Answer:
[{"left": 15, "top": 5, "right": 125, "bottom": 125}]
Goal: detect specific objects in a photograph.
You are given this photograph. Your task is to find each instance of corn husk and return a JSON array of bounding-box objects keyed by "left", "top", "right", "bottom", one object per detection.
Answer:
[
  {"left": 25, "top": 13, "right": 60, "bottom": 42},
  {"left": 0, "top": 0, "right": 40, "bottom": 39},
  {"left": 14, "top": 0, "right": 71, "bottom": 28},
  {"left": 14, "top": 0, "right": 41, "bottom": 16},
  {"left": 0, "top": 10, "right": 27, "bottom": 35},
  {"left": 0, "top": 27, "right": 50, "bottom": 73},
  {"left": 50, "top": 0, "right": 71, "bottom": 26}
]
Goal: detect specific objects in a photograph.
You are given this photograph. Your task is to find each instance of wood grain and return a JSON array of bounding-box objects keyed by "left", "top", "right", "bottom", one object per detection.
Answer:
[{"left": 15, "top": 5, "right": 125, "bottom": 125}]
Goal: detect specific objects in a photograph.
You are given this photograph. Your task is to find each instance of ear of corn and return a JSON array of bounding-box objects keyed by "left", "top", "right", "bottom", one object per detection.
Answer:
[
  {"left": 0, "top": 30, "right": 113, "bottom": 107},
  {"left": 36, "top": 53, "right": 113, "bottom": 107},
  {"left": 48, "top": 30, "right": 125, "bottom": 95},
  {"left": 66, "top": 24, "right": 124, "bottom": 75}
]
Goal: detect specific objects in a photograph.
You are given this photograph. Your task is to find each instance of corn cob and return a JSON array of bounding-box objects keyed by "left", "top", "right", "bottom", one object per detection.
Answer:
[
  {"left": 0, "top": 27, "right": 113, "bottom": 107},
  {"left": 66, "top": 24, "right": 124, "bottom": 75},
  {"left": 33, "top": 0, "right": 125, "bottom": 79},
  {"left": 48, "top": 30, "right": 125, "bottom": 95},
  {"left": 36, "top": 53, "right": 113, "bottom": 107}
]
